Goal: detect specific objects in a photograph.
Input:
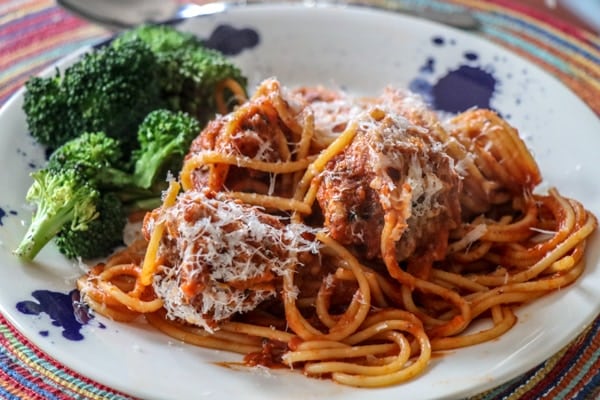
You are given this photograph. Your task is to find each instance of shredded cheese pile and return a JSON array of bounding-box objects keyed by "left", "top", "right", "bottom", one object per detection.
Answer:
[{"left": 149, "top": 191, "right": 318, "bottom": 332}]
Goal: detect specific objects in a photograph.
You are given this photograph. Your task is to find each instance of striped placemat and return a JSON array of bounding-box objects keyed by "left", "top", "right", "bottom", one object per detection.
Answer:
[
  {"left": 0, "top": 313, "right": 132, "bottom": 400},
  {"left": 1, "top": 1, "right": 599, "bottom": 399}
]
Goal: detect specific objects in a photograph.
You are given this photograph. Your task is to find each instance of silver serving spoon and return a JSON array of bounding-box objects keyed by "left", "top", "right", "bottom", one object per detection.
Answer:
[{"left": 56, "top": 0, "right": 480, "bottom": 31}]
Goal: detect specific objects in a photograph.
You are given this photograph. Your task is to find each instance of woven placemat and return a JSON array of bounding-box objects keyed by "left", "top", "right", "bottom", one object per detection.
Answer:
[{"left": 1, "top": 1, "right": 598, "bottom": 399}]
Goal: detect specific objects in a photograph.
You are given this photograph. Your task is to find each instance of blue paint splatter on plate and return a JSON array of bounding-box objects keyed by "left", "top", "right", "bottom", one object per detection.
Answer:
[
  {"left": 432, "top": 36, "right": 445, "bottom": 46},
  {"left": 431, "top": 65, "right": 497, "bottom": 113},
  {"left": 464, "top": 51, "right": 478, "bottom": 61},
  {"left": 420, "top": 57, "right": 436, "bottom": 74},
  {"left": 0, "top": 208, "right": 18, "bottom": 226},
  {"left": 409, "top": 37, "right": 499, "bottom": 114},
  {"left": 0, "top": 208, "right": 7, "bottom": 226},
  {"left": 409, "top": 78, "right": 434, "bottom": 105},
  {"left": 202, "top": 24, "right": 260, "bottom": 56},
  {"left": 16, "top": 289, "right": 104, "bottom": 341}
]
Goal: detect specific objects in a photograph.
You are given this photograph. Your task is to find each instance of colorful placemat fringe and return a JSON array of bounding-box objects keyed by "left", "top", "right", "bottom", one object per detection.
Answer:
[
  {"left": 0, "top": 313, "right": 134, "bottom": 400},
  {"left": 1, "top": 0, "right": 599, "bottom": 399},
  {"left": 0, "top": 0, "right": 110, "bottom": 106}
]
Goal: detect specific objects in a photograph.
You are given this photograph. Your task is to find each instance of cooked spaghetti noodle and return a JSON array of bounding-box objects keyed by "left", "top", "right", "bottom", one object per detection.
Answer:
[{"left": 77, "top": 78, "right": 597, "bottom": 388}]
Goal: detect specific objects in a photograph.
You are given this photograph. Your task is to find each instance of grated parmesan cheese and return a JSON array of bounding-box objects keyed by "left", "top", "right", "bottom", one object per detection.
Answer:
[{"left": 151, "top": 190, "right": 318, "bottom": 332}]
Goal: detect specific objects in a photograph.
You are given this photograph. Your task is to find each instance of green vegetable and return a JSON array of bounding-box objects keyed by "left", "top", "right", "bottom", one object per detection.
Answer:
[
  {"left": 23, "top": 39, "right": 162, "bottom": 151},
  {"left": 114, "top": 24, "right": 247, "bottom": 120},
  {"left": 47, "top": 132, "right": 132, "bottom": 188},
  {"left": 131, "top": 109, "right": 200, "bottom": 189},
  {"left": 16, "top": 110, "right": 200, "bottom": 261},
  {"left": 14, "top": 169, "right": 100, "bottom": 261},
  {"left": 55, "top": 193, "right": 126, "bottom": 260},
  {"left": 113, "top": 24, "right": 200, "bottom": 53},
  {"left": 15, "top": 132, "right": 131, "bottom": 261}
]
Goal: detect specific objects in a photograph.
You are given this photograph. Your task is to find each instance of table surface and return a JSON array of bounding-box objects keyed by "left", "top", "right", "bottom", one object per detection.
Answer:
[{"left": 1, "top": 1, "right": 599, "bottom": 399}]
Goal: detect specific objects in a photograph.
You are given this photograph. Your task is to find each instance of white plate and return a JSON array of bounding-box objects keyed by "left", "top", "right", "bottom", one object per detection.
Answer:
[{"left": 1, "top": 3, "right": 599, "bottom": 400}]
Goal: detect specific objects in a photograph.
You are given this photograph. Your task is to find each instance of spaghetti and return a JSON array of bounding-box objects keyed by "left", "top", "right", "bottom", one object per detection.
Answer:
[{"left": 77, "top": 78, "right": 597, "bottom": 388}]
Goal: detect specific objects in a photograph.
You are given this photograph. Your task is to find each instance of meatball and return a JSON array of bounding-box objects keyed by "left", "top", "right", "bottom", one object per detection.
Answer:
[
  {"left": 316, "top": 107, "right": 461, "bottom": 278},
  {"left": 143, "top": 190, "right": 317, "bottom": 332}
]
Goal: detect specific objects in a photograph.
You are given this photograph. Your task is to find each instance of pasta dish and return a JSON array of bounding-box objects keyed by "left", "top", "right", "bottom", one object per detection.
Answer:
[{"left": 77, "top": 78, "right": 597, "bottom": 387}]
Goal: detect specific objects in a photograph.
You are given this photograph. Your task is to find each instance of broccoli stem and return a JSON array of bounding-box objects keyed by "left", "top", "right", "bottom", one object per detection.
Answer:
[
  {"left": 125, "top": 196, "right": 163, "bottom": 213},
  {"left": 15, "top": 205, "right": 82, "bottom": 261},
  {"left": 133, "top": 142, "right": 179, "bottom": 189}
]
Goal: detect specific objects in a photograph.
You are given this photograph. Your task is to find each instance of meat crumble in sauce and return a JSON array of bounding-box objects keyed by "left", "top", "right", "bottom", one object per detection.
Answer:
[
  {"left": 186, "top": 79, "right": 304, "bottom": 196},
  {"left": 244, "top": 339, "right": 290, "bottom": 369}
]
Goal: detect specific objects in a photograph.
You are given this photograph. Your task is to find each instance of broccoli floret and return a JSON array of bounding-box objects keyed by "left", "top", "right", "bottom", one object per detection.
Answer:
[
  {"left": 14, "top": 130, "right": 161, "bottom": 261},
  {"left": 23, "top": 39, "right": 163, "bottom": 151},
  {"left": 24, "top": 25, "right": 246, "bottom": 152},
  {"left": 55, "top": 193, "right": 126, "bottom": 259},
  {"left": 14, "top": 111, "right": 199, "bottom": 261},
  {"left": 46, "top": 131, "right": 161, "bottom": 211},
  {"left": 114, "top": 24, "right": 247, "bottom": 120},
  {"left": 45, "top": 116, "right": 198, "bottom": 201},
  {"left": 23, "top": 75, "right": 73, "bottom": 148},
  {"left": 47, "top": 132, "right": 133, "bottom": 188},
  {"left": 113, "top": 24, "right": 200, "bottom": 53},
  {"left": 163, "top": 47, "right": 247, "bottom": 118},
  {"left": 131, "top": 109, "right": 200, "bottom": 189},
  {"left": 14, "top": 169, "right": 100, "bottom": 261}
]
